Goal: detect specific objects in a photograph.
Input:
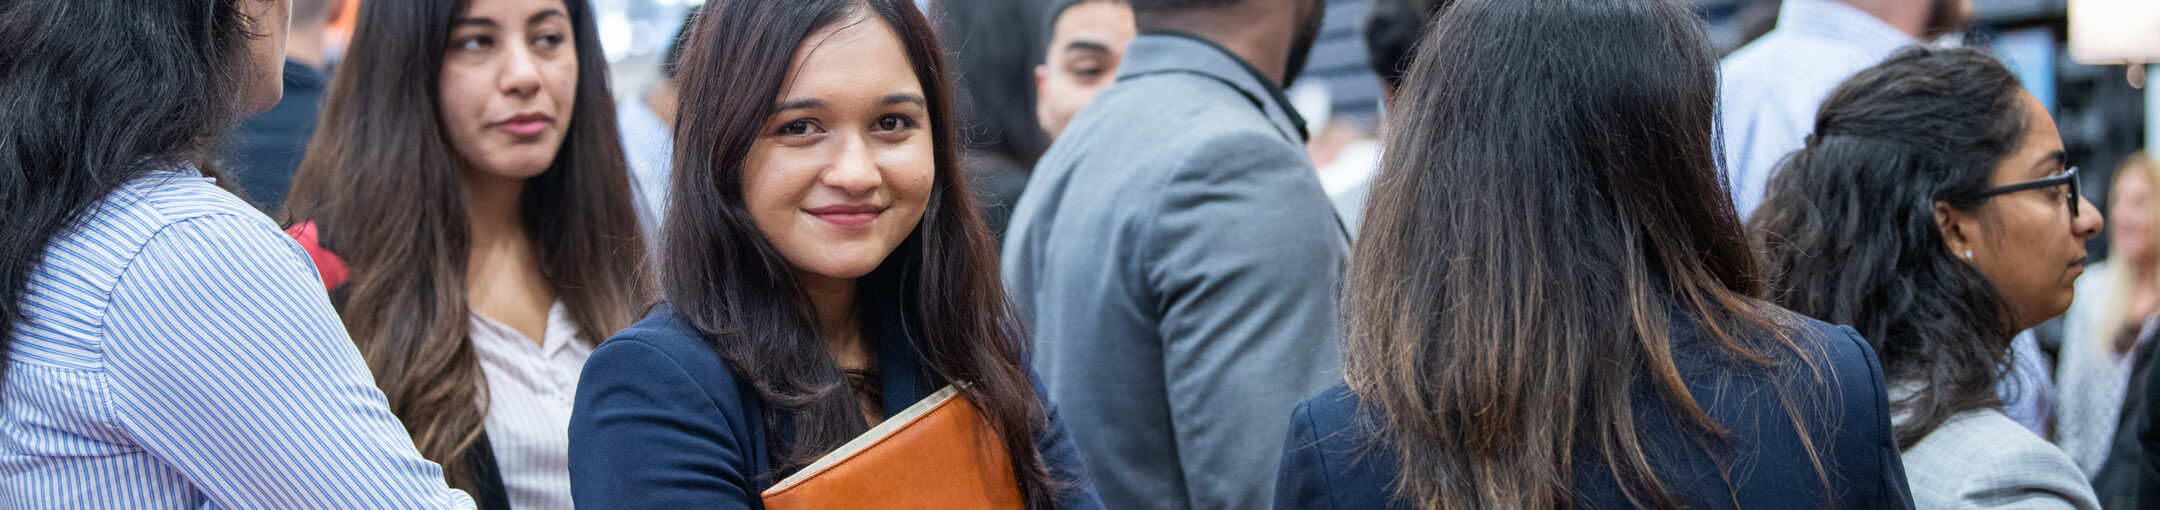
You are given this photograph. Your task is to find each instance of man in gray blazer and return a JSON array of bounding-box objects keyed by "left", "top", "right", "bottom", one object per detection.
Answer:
[{"left": 1000, "top": 0, "right": 1341, "bottom": 508}]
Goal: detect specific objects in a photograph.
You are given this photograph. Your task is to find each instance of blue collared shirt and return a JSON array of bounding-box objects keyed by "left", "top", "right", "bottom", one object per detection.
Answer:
[
  {"left": 1, "top": 167, "right": 473, "bottom": 508},
  {"left": 1720, "top": 0, "right": 1919, "bottom": 218}
]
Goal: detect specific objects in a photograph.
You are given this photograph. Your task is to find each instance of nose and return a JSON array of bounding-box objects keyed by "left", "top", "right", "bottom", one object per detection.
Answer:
[
  {"left": 2074, "top": 193, "right": 2105, "bottom": 240},
  {"left": 498, "top": 42, "right": 543, "bottom": 98},
  {"left": 821, "top": 135, "right": 881, "bottom": 196}
]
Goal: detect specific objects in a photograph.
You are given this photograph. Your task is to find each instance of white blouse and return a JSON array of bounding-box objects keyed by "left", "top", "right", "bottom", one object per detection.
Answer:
[{"left": 471, "top": 302, "right": 589, "bottom": 510}]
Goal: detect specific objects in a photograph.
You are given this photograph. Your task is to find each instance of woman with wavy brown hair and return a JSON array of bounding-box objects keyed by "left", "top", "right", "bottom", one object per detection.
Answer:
[
  {"left": 1272, "top": 0, "right": 1913, "bottom": 508},
  {"left": 281, "top": 0, "right": 650, "bottom": 507}
]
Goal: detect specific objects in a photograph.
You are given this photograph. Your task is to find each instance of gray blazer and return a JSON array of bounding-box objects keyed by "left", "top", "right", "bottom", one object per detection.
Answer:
[
  {"left": 1000, "top": 32, "right": 1349, "bottom": 510},
  {"left": 1899, "top": 396, "right": 2101, "bottom": 509}
]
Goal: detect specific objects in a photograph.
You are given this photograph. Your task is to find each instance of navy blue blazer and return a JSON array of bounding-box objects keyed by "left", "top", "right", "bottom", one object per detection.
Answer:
[
  {"left": 1275, "top": 315, "right": 1916, "bottom": 509},
  {"left": 569, "top": 304, "right": 1104, "bottom": 509}
]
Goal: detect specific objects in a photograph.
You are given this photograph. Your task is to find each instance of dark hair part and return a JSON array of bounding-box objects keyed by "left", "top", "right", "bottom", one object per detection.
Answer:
[
  {"left": 1347, "top": 0, "right": 1828, "bottom": 507},
  {"left": 283, "top": 0, "right": 650, "bottom": 492},
  {"left": 934, "top": 0, "right": 1050, "bottom": 169},
  {"left": 1362, "top": 0, "right": 1453, "bottom": 91},
  {"left": 1751, "top": 46, "right": 2027, "bottom": 448},
  {"left": 0, "top": 1, "right": 261, "bottom": 386},
  {"left": 667, "top": 0, "right": 1061, "bottom": 507}
]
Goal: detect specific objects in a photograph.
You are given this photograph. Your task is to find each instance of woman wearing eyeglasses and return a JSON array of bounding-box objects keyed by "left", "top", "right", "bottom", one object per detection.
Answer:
[{"left": 1754, "top": 47, "right": 2104, "bottom": 509}]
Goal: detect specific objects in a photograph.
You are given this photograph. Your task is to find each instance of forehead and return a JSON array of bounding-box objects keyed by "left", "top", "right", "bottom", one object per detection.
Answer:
[
  {"left": 1051, "top": 2, "right": 1133, "bottom": 42},
  {"left": 459, "top": 0, "right": 568, "bottom": 21},
  {"left": 778, "top": 15, "right": 922, "bottom": 103}
]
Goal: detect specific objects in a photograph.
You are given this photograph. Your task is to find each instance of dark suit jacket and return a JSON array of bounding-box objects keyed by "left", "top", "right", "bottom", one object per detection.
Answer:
[
  {"left": 568, "top": 304, "right": 1104, "bottom": 509},
  {"left": 1275, "top": 314, "right": 1916, "bottom": 509}
]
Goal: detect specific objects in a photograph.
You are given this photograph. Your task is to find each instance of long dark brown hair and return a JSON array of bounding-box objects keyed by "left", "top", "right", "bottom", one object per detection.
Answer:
[
  {"left": 1752, "top": 47, "right": 2029, "bottom": 448},
  {"left": 281, "top": 0, "right": 650, "bottom": 491},
  {"left": 1344, "top": 0, "right": 1827, "bottom": 507},
  {"left": 664, "top": 0, "right": 1060, "bottom": 507},
  {"left": 0, "top": 1, "right": 260, "bottom": 387}
]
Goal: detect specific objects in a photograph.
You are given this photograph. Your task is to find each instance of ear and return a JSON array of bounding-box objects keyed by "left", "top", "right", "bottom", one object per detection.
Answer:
[
  {"left": 1935, "top": 200, "right": 1975, "bottom": 260},
  {"left": 1034, "top": 65, "right": 1049, "bottom": 95}
]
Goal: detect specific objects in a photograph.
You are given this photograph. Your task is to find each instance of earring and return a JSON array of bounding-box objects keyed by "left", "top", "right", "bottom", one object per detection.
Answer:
[{"left": 1963, "top": 250, "right": 1974, "bottom": 260}]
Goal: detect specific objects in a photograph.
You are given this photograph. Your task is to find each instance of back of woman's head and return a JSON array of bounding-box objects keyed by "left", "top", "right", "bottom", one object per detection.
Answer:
[
  {"left": 1751, "top": 46, "right": 2027, "bottom": 448},
  {"left": 666, "top": 0, "right": 1058, "bottom": 506},
  {"left": 1347, "top": 0, "right": 1816, "bottom": 507},
  {"left": 0, "top": 1, "right": 261, "bottom": 381},
  {"left": 281, "top": 0, "right": 647, "bottom": 490}
]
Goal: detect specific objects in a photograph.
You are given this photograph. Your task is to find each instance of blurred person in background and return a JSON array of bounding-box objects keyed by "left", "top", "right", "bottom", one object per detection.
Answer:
[
  {"left": 999, "top": 0, "right": 1342, "bottom": 506},
  {"left": 1322, "top": 0, "right": 1454, "bottom": 238},
  {"left": 227, "top": 0, "right": 343, "bottom": 214},
  {"left": 618, "top": 6, "right": 700, "bottom": 251},
  {"left": 281, "top": 0, "right": 652, "bottom": 507},
  {"left": 1722, "top": 0, "right": 1968, "bottom": 219},
  {"left": 0, "top": 0, "right": 475, "bottom": 507},
  {"left": 568, "top": 0, "right": 1102, "bottom": 507},
  {"left": 1035, "top": 0, "right": 1135, "bottom": 141},
  {"left": 935, "top": 0, "right": 1052, "bottom": 242},
  {"left": 1275, "top": 0, "right": 1915, "bottom": 507},
  {"left": 2066, "top": 153, "right": 2160, "bottom": 505},
  {"left": 1754, "top": 47, "right": 2103, "bottom": 509}
]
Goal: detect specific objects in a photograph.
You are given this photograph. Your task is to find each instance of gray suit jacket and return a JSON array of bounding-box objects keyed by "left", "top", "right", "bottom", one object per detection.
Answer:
[
  {"left": 1000, "top": 33, "right": 1349, "bottom": 510},
  {"left": 1896, "top": 387, "right": 2101, "bottom": 509}
]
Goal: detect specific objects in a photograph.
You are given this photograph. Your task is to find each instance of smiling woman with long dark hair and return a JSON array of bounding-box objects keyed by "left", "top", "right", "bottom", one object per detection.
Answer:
[
  {"left": 0, "top": 0, "right": 472, "bottom": 506},
  {"left": 567, "top": 1, "right": 1100, "bottom": 508},
  {"left": 1272, "top": 0, "right": 1913, "bottom": 508},
  {"left": 281, "top": 0, "right": 650, "bottom": 507}
]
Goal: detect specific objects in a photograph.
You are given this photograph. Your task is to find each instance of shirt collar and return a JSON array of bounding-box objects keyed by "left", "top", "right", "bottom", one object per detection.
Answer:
[
  {"left": 1774, "top": 0, "right": 1922, "bottom": 53},
  {"left": 1116, "top": 31, "right": 1310, "bottom": 143}
]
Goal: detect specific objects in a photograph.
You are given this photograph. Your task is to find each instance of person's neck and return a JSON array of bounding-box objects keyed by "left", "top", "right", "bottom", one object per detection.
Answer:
[
  {"left": 462, "top": 168, "right": 529, "bottom": 253},
  {"left": 1138, "top": 9, "right": 1290, "bottom": 86},
  {"left": 1838, "top": 0, "right": 1930, "bottom": 40},
  {"left": 801, "top": 272, "right": 869, "bottom": 370},
  {"left": 285, "top": 25, "right": 329, "bottom": 71},
  {"left": 645, "top": 84, "right": 680, "bottom": 130}
]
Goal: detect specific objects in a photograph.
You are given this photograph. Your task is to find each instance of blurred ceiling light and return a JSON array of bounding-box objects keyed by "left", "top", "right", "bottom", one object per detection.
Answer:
[{"left": 2069, "top": 0, "right": 2160, "bottom": 65}]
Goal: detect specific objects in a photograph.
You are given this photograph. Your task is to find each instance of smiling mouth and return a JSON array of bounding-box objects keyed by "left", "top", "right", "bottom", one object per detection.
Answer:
[
  {"left": 806, "top": 205, "right": 885, "bottom": 228},
  {"left": 494, "top": 113, "right": 553, "bottom": 136}
]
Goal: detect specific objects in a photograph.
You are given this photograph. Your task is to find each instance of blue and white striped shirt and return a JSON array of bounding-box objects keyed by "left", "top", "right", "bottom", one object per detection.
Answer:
[
  {"left": 0, "top": 168, "right": 475, "bottom": 509},
  {"left": 1719, "top": 0, "right": 1919, "bottom": 218}
]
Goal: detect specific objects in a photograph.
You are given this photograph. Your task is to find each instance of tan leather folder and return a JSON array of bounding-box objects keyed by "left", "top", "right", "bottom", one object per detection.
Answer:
[{"left": 760, "top": 385, "right": 1025, "bottom": 509}]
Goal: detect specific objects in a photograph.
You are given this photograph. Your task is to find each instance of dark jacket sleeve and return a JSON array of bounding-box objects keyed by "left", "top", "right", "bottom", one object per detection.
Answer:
[
  {"left": 1273, "top": 398, "right": 1334, "bottom": 510},
  {"left": 570, "top": 339, "right": 758, "bottom": 509},
  {"left": 1836, "top": 325, "right": 1917, "bottom": 510},
  {"left": 1031, "top": 370, "right": 1107, "bottom": 509},
  {"left": 2135, "top": 339, "right": 2160, "bottom": 504}
]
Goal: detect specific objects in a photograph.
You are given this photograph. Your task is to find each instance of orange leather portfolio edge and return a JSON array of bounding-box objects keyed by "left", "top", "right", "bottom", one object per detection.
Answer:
[{"left": 759, "top": 384, "right": 1025, "bottom": 509}]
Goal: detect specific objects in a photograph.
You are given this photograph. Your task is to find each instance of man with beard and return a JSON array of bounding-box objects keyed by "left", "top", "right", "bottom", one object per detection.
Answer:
[
  {"left": 1720, "top": 0, "right": 1970, "bottom": 219},
  {"left": 998, "top": 0, "right": 1342, "bottom": 508}
]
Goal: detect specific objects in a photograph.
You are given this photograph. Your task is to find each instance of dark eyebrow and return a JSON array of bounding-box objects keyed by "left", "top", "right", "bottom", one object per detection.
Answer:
[
  {"left": 452, "top": 18, "right": 496, "bottom": 29},
  {"left": 529, "top": 9, "right": 566, "bottom": 25},
  {"left": 2032, "top": 150, "right": 2067, "bottom": 175},
  {"left": 884, "top": 93, "right": 927, "bottom": 108},
  {"left": 1062, "top": 40, "right": 1112, "bottom": 55},
  {"left": 774, "top": 98, "right": 823, "bottom": 113}
]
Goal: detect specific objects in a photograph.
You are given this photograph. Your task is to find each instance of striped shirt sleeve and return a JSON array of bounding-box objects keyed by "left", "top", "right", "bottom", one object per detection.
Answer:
[{"left": 97, "top": 213, "right": 475, "bottom": 509}]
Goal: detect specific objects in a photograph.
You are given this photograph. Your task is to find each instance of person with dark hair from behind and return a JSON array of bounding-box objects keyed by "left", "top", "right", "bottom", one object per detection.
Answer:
[
  {"left": 618, "top": 6, "right": 699, "bottom": 248},
  {"left": 0, "top": 0, "right": 473, "bottom": 507},
  {"left": 568, "top": 0, "right": 1101, "bottom": 508},
  {"left": 1000, "top": 0, "right": 1342, "bottom": 507},
  {"left": 281, "top": 0, "right": 653, "bottom": 507},
  {"left": 1755, "top": 47, "right": 2103, "bottom": 508},
  {"left": 1361, "top": 0, "right": 1446, "bottom": 102},
  {"left": 934, "top": 0, "right": 1052, "bottom": 241},
  {"left": 225, "top": 0, "right": 343, "bottom": 214},
  {"left": 1034, "top": 0, "right": 1134, "bottom": 141},
  {"left": 1273, "top": 0, "right": 1915, "bottom": 508}
]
